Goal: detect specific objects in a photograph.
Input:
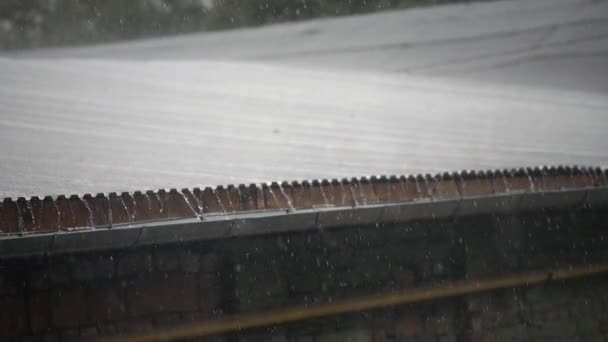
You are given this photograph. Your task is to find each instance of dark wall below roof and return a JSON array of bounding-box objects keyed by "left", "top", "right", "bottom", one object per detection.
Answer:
[{"left": 1, "top": 208, "right": 608, "bottom": 340}]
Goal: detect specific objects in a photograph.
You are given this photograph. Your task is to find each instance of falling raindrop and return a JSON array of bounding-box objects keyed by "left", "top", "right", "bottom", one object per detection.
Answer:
[
  {"left": 119, "top": 196, "right": 132, "bottom": 222},
  {"left": 129, "top": 195, "right": 137, "bottom": 222},
  {"left": 26, "top": 200, "right": 36, "bottom": 228},
  {"left": 82, "top": 197, "right": 95, "bottom": 227},
  {"left": 213, "top": 189, "right": 226, "bottom": 213},
  {"left": 338, "top": 181, "right": 348, "bottom": 205},
  {"left": 181, "top": 192, "right": 198, "bottom": 216},
  {"left": 14, "top": 200, "right": 24, "bottom": 232},
  {"left": 279, "top": 186, "right": 295, "bottom": 212},
  {"left": 358, "top": 182, "right": 368, "bottom": 205},
  {"left": 221, "top": 188, "right": 235, "bottom": 212},
  {"left": 145, "top": 192, "right": 153, "bottom": 212},
  {"left": 526, "top": 171, "right": 535, "bottom": 191},
  {"left": 347, "top": 182, "right": 359, "bottom": 206},
  {"left": 319, "top": 182, "right": 329, "bottom": 205},
  {"left": 267, "top": 186, "right": 281, "bottom": 209}
]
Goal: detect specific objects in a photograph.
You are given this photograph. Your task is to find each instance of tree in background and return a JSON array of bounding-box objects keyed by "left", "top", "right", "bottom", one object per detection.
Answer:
[
  {"left": 0, "top": 0, "right": 470, "bottom": 49},
  {"left": 0, "top": 0, "right": 208, "bottom": 48},
  {"left": 206, "top": 0, "right": 410, "bottom": 29}
]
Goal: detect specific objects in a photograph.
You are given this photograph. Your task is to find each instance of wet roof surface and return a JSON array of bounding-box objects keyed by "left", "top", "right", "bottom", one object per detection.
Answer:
[{"left": 1, "top": 0, "right": 607, "bottom": 198}]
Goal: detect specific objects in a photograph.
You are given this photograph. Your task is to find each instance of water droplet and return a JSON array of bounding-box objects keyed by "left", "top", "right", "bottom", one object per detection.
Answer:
[{"left": 278, "top": 187, "right": 295, "bottom": 212}]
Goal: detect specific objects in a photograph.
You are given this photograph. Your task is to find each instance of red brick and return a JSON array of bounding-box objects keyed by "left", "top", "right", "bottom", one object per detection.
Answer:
[
  {"left": 0, "top": 296, "right": 27, "bottom": 338},
  {"left": 86, "top": 284, "right": 126, "bottom": 322},
  {"left": 55, "top": 195, "right": 75, "bottom": 229},
  {"left": 84, "top": 193, "right": 110, "bottom": 227},
  {"left": 416, "top": 175, "right": 432, "bottom": 199},
  {"left": 145, "top": 191, "right": 165, "bottom": 220},
  {"left": 593, "top": 169, "right": 608, "bottom": 186},
  {"left": 542, "top": 175, "right": 573, "bottom": 190},
  {"left": 505, "top": 171, "right": 532, "bottom": 192},
  {"left": 51, "top": 287, "right": 87, "bottom": 328},
  {"left": 432, "top": 178, "right": 460, "bottom": 199},
  {"left": 490, "top": 172, "right": 508, "bottom": 194},
  {"left": 292, "top": 181, "right": 312, "bottom": 209},
  {"left": 358, "top": 177, "right": 379, "bottom": 205},
  {"left": 528, "top": 168, "right": 544, "bottom": 191},
  {"left": 395, "top": 176, "right": 420, "bottom": 202},
  {"left": 127, "top": 272, "right": 198, "bottom": 316},
  {"left": 326, "top": 180, "right": 346, "bottom": 206},
  {"left": 252, "top": 185, "right": 266, "bottom": 210},
  {"left": 214, "top": 186, "right": 235, "bottom": 212},
  {"left": 28, "top": 292, "right": 52, "bottom": 333},
  {"left": 39, "top": 196, "right": 60, "bottom": 232},
  {"left": 197, "top": 187, "right": 224, "bottom": 213},
  {"left": 459, "top": 177, "right": 494, "bottom": 197},
  {"left": 132, "top": 191, "right": 153, "bottom": 222},
  {"left": 0, "top": 199, "right": 20, "bottom": 233},
  {"left": 510, "top": 176, "right": 532, "bottom": 191},
  {"left": 108, "top": 192, "right": 131, "bottom": 224},
  {"left": 165, "top": 189, "right": 196, "bottom": 219},
  {"left": 572, "top": 174, "right": 595, "bottom": 188},
  {"left": 120, "top": 192, "right": 136, "bottom": 222},
  {"left": 17, "top": 197, "right": 35, "bottom": 231},
  {"left": 309, "top": 180, "right": 330, "bottom": 207},
  {"left": 68, "top": 195, "right": 92, "bottom": 228},
  {"left": 227, "top": 186, "right": 242, "bottom": 212},
  {"left": 28, "top": 197, "right": 42, "bottom": 232},
  {"left": 264, "top": 183, "right": 290, "bottom": 210},
  {"left": 368, "top": 177, "right": 385, "bottom": 202},
  {"left": 320, "top": 180, "right": 334, "bottom": 204},
  {"left": 237, "top": 185, "right": 257, "bottom": 211},
  {"left": 371, "top": 176, "right": 395, "bottom": 203}
]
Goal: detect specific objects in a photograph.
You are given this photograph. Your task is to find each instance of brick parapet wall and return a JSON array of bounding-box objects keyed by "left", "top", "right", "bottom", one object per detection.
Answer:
[
  {"left": 2, "top": 166, "right": 606, "bottom": 235},
  {"left": 1, "top": 208, "right": 608, "bottom": 341}
]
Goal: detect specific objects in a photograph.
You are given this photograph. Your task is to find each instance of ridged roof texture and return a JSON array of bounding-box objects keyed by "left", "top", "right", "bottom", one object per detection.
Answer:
[{"left": 0, "top": 166, "right": 606, "bottom": 235}]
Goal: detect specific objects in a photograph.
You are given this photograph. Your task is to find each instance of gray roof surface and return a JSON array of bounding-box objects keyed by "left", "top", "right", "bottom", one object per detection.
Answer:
[{"left": 1, "top": 0, "right": 607, "bottom": 198}]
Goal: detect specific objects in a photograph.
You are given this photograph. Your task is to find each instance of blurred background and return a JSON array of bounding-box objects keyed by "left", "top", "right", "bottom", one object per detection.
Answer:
[{"left": 0, "top": 0, "right": 474, "bottom": 49}]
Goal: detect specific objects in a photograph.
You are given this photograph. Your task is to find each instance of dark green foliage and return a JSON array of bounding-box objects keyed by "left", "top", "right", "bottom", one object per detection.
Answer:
[
  {"left": 205, "top": 0, "right": 443, "bottom": 29},
  {"left": 0, "top": 0, "right": 475, "bottom": 49},
  {"left": 0, "top": 0, "right": 209, "bottom": 48}
]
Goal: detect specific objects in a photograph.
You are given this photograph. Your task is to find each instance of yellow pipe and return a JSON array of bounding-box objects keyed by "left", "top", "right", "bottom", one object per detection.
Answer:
[{"left": 105, "top": 263, "right": 608, "bottom": 342}]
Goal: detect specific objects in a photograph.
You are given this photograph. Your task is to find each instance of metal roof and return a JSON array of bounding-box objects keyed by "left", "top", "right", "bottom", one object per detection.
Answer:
[{"left": 1, "top": 0, "right": 607, "bottom": 198}]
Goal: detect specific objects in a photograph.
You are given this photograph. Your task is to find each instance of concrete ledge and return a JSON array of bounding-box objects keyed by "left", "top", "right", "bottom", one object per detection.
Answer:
[
  {"left": 457, "top": 193, "right": 522, "bottom": 216},
  {"left": 585, "top": 187, "right": 608, "bottom": 209}
]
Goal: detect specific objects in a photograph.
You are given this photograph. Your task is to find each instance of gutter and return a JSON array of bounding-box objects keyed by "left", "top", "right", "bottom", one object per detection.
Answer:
[{"left": 1, "top": 185, "right": 607, "bottom": 259}]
